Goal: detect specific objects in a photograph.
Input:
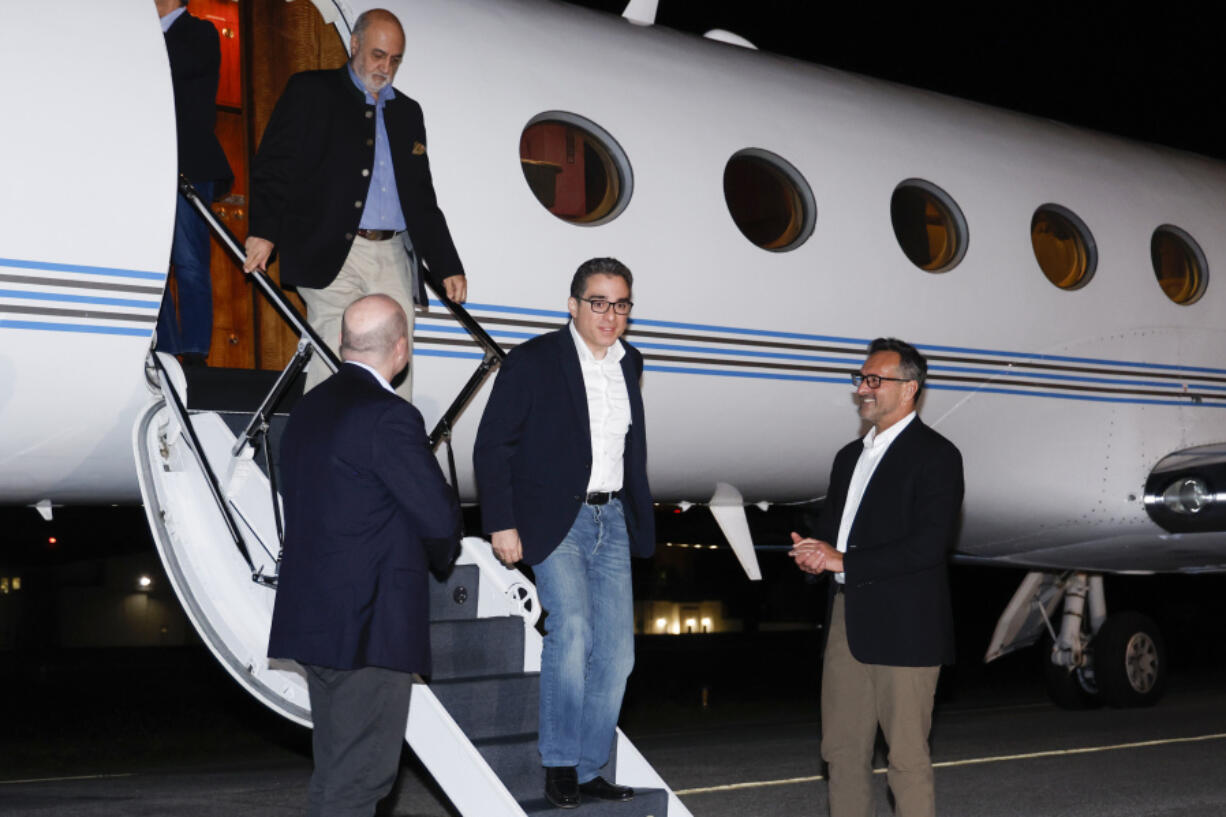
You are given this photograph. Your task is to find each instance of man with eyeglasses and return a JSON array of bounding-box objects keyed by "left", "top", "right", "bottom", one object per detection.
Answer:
[
  {"left": 790, "top": 337, "right": 963, "bottom": 817},
  {"left": 474, "top": 257, "right": 654, "bottom": 809}
]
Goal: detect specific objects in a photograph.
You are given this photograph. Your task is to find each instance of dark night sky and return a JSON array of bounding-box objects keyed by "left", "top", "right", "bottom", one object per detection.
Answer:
[{"left": 562, "top": 1, "right": 1225, "bottom": 161}]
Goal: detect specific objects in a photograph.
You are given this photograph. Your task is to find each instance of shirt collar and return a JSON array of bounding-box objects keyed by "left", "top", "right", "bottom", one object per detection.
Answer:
[
  {"left": 160, "top": 5, "right": 187, "bottom": 32},
  {"left": 347, "top": 63, "right": 395, "bottom": 107},
  {"left": 345, "top": 360, "right": 395, "bottom": 393},
  {"left": 569, "top": 321, "right": 626, "bottom": 366},
  {"left": 863, "top": 410, "right": 916, "bottom": 450}
]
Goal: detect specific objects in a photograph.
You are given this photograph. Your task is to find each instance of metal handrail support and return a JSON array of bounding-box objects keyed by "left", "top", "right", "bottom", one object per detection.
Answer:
[
  {"left": 178, "top": 175, "right": 340, "bottom": 375},
  {"left": 150, "top": 351, "right": 257, "bottom": 573},
  {"left": 419, "top": 290, "right": 506, "bottom": 451},
  {"left": 230, "top": 337, "right": 315, "bottom": 460},
  {"left": 179, "top": 174, "right": 508, "bottom": 454}
]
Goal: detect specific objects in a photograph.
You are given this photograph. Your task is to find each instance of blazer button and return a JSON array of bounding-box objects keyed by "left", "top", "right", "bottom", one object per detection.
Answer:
[
  {"left": 344, "top": 232, "right": 354, "bottom": 241},
  {"left": 354, "top": 200, "right": 363, "bottom": 208},
  {"left": 361, "top": 169, "right": 370, "bottom": 177},
  {"left": 365, "top": 110, "right": 373, "bottom": 119},
  {"left": 365, "top": 138, "right": 374, "bottom": 146}
]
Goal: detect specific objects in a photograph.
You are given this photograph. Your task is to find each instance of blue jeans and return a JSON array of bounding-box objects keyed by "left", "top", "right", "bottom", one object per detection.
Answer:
[
  {"left": 533, "top": 499, "right": 635, "bottom": 782},
  {"left": 156, "top": 181, "right": 215, "bottom": 356}
]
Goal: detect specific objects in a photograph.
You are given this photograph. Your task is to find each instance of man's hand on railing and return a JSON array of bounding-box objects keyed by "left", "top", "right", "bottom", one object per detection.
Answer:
[
  {"left": 244, "top": 236, "right": 275, "bottom": 273},
  {"left": 443, "top": 273, "right": 467, "bottom": 304}
]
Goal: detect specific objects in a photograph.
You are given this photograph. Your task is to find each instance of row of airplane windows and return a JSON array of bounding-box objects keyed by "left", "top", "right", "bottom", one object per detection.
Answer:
[{"left": 517, "top": 112, "right": 1210, "bottom": 306}]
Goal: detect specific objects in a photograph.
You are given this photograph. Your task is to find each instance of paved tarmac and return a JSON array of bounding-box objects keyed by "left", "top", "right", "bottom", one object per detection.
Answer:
[{"left": 4, "top": 663, "right": 1226, "bottom": 816}]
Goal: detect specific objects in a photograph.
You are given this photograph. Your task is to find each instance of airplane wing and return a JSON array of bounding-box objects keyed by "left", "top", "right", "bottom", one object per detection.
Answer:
[{"left": 954, "top": 530, "right": 1226, "bottom": 574}]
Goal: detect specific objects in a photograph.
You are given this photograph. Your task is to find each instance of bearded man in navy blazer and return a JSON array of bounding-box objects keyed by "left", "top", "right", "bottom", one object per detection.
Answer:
[
  {"left": 245, "top": 8, "right": 467, "bottom": 400},
  {"left": 268, "top": 294, "right": 460, "bottom": 817},
  {"left": 791, "top": 337, "right": 963, "bottom": 817},
  {"left": 474, "top": 258, "right": 654, "bottom": 809}
]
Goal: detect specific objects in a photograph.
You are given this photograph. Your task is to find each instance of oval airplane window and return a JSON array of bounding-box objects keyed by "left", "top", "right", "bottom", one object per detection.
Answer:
[
  {"left": 1031, "top": 204, "right": 1097, "bottom": 290},
  {"left": 890, "top": 179, "right": 968, "bottom": 272},
  {"left": 723, "top": 149, "right": 816, "bottom": 251},
  {"left": 1151, "top": 225, "right": 1208, "bottom": 305},
  {"left": 519, "top": 112, "right": 632, "bottom": 225}
]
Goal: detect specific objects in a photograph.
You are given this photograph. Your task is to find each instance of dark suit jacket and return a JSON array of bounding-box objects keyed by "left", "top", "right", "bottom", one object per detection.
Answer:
[
  {"left": 268, "top": 364, "right": 461, "bottom": 675},
  {"left": 164, "top": 11, "right": 233, "bottom": 186},
  {"left": 818, "top": 417, "right": 963, "bottom": 667},
  {"left": 249, "top": 66, "right": 465, "bottom": 298},
  {"left": 473, "top": 328, "right": 654, "bottom": 566}
]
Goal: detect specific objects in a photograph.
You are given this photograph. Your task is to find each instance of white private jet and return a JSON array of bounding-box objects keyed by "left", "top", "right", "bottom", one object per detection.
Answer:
[{"left": 3, "top": 0, "right": 1225, "bottom": 813}]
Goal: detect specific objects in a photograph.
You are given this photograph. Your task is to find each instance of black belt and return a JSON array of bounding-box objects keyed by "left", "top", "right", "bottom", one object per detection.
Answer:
[
  {"left": 585, "top": 491, "right": 620, "bottom": 505},
  {"left": 356, "top": 229, "right": 399, "bottom": 241}
]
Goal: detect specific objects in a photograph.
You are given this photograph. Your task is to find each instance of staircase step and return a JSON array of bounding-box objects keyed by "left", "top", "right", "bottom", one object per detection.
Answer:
[
  {"left": 430, "top": 617, "right": 525, "bottom": 679},
  {"left": 430, "top": 672, "right": 540, "bottom": 741},
  {"left": 429, "top": 564, "right": 480, "bottom": 621},
  {"left": 473, "top": 733, "right": 544, "bottom": 800},
  {"left": 473, "top": 733, "right": 621, "bottom": 802},
  {"left": 521, "top": 787, "right": 669, "bottom": 817}
]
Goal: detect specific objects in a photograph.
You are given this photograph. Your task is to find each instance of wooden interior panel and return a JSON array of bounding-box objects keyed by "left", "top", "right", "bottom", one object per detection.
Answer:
[{"left": 247, "top": 0, "right": 348, "bottom": 370}]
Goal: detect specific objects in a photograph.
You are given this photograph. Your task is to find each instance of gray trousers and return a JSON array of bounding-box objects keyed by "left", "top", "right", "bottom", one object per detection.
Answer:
[{"left": 305, "top": 664, "right": 414, "bottom": 817}]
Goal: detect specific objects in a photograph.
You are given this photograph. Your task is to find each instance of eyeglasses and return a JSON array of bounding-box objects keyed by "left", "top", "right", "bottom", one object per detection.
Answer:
[
  {"left": 850, "top": 372, "right": 913, "bottom": 389},
  {"left": 576, "top": 296, "right": 633, "bottom": 315}
]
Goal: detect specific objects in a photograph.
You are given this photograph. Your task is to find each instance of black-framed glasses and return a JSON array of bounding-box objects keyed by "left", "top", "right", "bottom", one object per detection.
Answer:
[
  {"left": 850, "top": 371, "right": 913, "bottom": 389},
  {"left": 576, "top": 296, "right": 633, "bottom": 315}
]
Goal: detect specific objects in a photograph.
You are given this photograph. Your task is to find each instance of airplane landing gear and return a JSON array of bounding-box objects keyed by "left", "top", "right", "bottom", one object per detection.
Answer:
[
  {"left": 988, "top": 570, "right": 1169, "bottom": 709},
  {"left": 1093, "top": 611, "right": 1166, "bottom": 707}
]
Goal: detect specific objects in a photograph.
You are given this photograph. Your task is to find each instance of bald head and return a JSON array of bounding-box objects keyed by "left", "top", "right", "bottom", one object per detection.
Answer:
[
  {"left": 340, "top": 295, "right": 410, "bottom": 380},
  {"left": 349, "top": 9, "right": 405, "bottom": 96}
]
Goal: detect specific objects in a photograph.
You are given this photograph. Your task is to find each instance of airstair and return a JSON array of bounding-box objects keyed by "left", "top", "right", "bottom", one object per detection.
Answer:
[{"left": 134, "top": 179, "right": 689, "bottom": 816}]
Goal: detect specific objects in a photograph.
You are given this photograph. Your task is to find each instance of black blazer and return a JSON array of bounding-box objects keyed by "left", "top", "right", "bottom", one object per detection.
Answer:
[
  {"left": 164, "top": 11, "right": 233, "bottom": 186},
  {"left": 249, "top": 67, "right": 465, "bottom": 297},
  {"left": 473, "top": 328, "right": 655, "bottom": 566},
  {"left": 817, "top": 417, "right": 963, "bottom": 667},
  {"left": 268, "top": 364, "right": 460, "bottom": 674}
]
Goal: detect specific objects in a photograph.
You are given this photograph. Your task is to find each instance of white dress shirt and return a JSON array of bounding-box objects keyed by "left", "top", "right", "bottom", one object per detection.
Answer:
[
  {"left": 833, "top": 411, "right": 917, "bottom": 583},
  {"left": 569, "top": 322, "right": 631, "bottom": 494}
]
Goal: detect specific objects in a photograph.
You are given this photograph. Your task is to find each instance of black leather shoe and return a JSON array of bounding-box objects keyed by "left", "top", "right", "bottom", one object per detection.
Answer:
[
  {"left": 578, "top": 776, "right": 635, "bottom": 801},
  {"left": 544, "top": 766, "right": 580, "bottom": 809}
]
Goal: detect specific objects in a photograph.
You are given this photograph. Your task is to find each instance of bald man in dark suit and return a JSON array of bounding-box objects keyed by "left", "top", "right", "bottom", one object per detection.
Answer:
[{"left": 269, "top": 294, "right": 460, "bottom": 816}]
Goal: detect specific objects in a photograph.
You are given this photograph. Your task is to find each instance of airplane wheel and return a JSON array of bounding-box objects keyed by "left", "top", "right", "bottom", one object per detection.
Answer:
[
  {"left": 1041, "top": 639, "right": 1101, "bottom": 710},
  {"left": 1094, "top": 612, "right": 1166, "bottom": 708}
]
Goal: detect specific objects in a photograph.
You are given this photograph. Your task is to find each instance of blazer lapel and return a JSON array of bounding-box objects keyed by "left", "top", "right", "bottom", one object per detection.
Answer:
[
  {"left": 557, "top": 328, "right": 591, "bottom": 448},
  {"left": 848, "top": 419, "right": 924, "bottom": 542}
]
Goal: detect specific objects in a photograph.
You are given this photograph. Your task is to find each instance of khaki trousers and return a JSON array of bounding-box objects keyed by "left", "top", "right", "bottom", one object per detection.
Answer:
[
  {"left": 821, "top": 594, "right": 940, "bottom": 817},
  {"left": 297, "top": 235, "right": 417, "bottom": 401}
]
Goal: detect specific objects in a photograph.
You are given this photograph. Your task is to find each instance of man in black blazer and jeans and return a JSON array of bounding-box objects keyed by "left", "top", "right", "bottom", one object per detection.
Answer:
[
  {"left": 269, "top": 294, "right": 460, "bottom": 816},
  {"left": 155, "top": 0, "right": 233, "bottom": 362},
  {"left": 791, "top": 337, "right": 963, "bottom": 817},
  {"left": 474, "top": 258, "right": 654, "bottom": 809},
  {"left": 245, "top": 8, "right": 467, "bottom": 399}
]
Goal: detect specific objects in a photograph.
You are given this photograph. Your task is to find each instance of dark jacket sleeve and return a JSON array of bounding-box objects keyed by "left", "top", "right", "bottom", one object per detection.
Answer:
[
  {"left": 473, "top": 349, "right": 533, "bottom": 534},
  {"left": 393, "top": 98, "right": 465, "bottom": 285},
  {"left": 249, "top": 74, "right": 315, "bottom": 246},
  {"left": 842, "top": 436, "right": 963, "bottom": 585},
  {"left": 375, "top": 400, "right": 461, "bottom": 573}
]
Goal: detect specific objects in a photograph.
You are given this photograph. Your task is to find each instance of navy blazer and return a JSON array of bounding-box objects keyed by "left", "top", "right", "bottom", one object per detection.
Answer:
[
  {"left": 250, "top": 66, "right": 465, "bottom": 297},
  {"left": 268, "top": 364, "right": 460, "bottom": 675},
  {"left": 473, "top": 328, "right": 655, "bottom": 566},
  {"left": 164, "top": 11, "right": 233, "bottom": 186},
  {"left": 817, "top": 417, "right": 963, "bottom": 667}
]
